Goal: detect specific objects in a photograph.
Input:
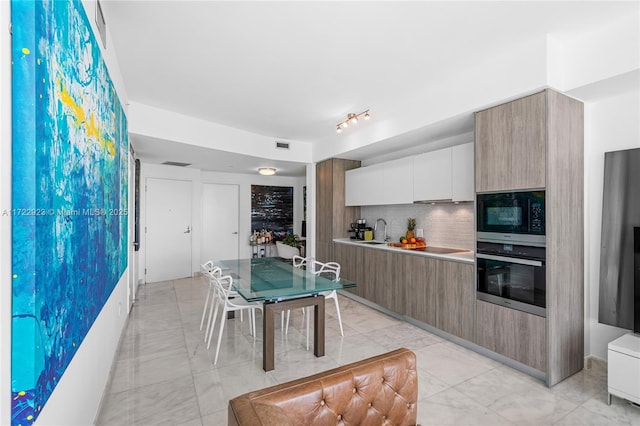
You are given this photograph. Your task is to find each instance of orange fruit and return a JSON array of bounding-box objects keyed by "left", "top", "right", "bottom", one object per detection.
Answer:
[
  {"left": 401, "top": 239, "right": 408, "bottom": 244},
  {"left": 410, "top": 237, "right": 416, "bottom": 243}
]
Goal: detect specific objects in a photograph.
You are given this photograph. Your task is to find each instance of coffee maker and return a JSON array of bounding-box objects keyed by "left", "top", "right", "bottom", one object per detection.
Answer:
[{"left": 349, "top": 219, "right": 372, "bottom": 240}]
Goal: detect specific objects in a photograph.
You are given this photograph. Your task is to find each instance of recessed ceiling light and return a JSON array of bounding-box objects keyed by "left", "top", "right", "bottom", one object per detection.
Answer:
[{"left": 258, "top": 167, "right": 276, "bottom": 176}]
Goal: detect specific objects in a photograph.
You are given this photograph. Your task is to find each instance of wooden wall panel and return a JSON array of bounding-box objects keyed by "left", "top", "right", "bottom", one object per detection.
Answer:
[{"left": 545, "top": 90, "right": 584, "bottom": 386}]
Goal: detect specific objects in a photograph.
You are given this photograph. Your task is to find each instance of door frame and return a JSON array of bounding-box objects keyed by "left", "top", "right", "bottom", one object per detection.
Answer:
[{"left": 127, "top": 150, "right": 136, "bottom": 311}]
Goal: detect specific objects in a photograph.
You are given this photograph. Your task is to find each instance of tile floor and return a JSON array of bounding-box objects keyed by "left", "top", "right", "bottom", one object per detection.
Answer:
[{"left": 96, "top": 276, "right": 640, "bottom": 425}]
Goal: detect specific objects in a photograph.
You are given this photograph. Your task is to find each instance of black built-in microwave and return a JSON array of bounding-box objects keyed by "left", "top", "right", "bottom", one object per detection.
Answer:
[{"left": 477, "top": 190, "right": 545, "bottom": 246}]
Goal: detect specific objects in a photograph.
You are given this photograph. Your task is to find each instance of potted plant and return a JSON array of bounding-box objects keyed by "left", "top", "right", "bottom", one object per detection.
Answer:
[{"left": 281, "top": 233, "right": 301, "bottom": 250}]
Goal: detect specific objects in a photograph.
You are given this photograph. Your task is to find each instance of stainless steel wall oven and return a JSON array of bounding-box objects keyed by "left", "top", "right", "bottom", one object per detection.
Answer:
[
  {"left": 477, "top": 190, "right": 546, "bottom": 316},
  {"left": 476, "top": 242, "right": 546, "bottom": 317}
]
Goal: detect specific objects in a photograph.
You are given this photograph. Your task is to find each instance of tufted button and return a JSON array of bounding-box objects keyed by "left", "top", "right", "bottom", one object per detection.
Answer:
[
  {"left": 381, "top": 377, "right": 385, "bottom": 382},
  {"left": 337, "top": 414, "right": 342, "bottom": 421},
  {"left": 320, "top": 399, "right": 325, "bottom": 406},
  {"left": 395, "top": 392, "right": 398, "bottom": 396},
  {"left": 368, "top": 402, "right": 372, "bottom": 408},
  {"left": 382, "top": 415, "right": 386, "bottom": 420},
  {"left": 407, "top": 403, "right": 411, "bottom": 409},
  {"left": 353, "top": 387, "right": 357, "bottom": 394}
]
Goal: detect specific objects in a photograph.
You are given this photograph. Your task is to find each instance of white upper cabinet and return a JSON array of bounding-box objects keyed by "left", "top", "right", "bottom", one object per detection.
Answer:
[
  {"left": 382, "top": 158, "right": 413, "bottom": 205},
  {"left": 346, "top": 143, "right": 473, "bottom": 206},
  {"left": 345, "top": 163, "right": 384, "bottom": 206},
  {"left": 451, "top": 143, "right": 474, "bottom": 202},
  {"left": 413, "top": 148, "right": 453, "bottom": 201},
  {"left": 413, "top": 142, "right": 474, "bottom": 202},
  {"left": 345, "top": 160, "right": 412, "bottom": 206}
]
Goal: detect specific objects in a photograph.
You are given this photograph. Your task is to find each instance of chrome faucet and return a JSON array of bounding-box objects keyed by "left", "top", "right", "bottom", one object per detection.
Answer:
[{"left": 374, "top": 218, "right": 388, "bottom": 242}]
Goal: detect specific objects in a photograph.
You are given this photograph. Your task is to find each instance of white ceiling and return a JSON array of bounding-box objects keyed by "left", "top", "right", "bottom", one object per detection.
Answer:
[{"left": 101, "top": 1, "right": 637, "bottom": 175}]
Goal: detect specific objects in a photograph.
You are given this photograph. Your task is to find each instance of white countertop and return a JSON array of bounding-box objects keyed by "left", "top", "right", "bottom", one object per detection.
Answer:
[{"left": 333, "top": 238, "right": 474, "bottom": 264}]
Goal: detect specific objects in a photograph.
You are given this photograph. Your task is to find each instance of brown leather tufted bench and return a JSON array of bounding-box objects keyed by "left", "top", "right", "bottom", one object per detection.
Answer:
[{"left": 228, "top": 348, "right": 418, "bottom": 425}]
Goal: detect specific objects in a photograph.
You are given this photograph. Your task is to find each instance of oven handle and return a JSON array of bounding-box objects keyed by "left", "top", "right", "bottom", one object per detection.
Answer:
[{"left": 476, "top": 253, "right": 543, "bottom": 267}]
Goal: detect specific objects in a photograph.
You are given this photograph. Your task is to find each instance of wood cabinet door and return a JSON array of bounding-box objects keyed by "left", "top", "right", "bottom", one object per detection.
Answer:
[
  {"left": 316, "top": 159, "right": 333, "bottom": 260},
  {"left": 316, "top": 158, "right": 361, "bottom": 262},
  {"left": 475, "top": 92, "right": 546, "bottom": 192},
  {"left": 405, "top": 256, "right": 438, "bottom": 327},
  {"left": 334, "top": 244, "right": 364, "bottom": 298},
  {"left": 437, "top": 261, "right": 474, "bottom": 341},
  {"left": 365, "top": 249, "right": 395, "bottom": 310},
  {"left": 475, "top": 300, "right": 546, "bottom": 372},
  {"left": 331, "top": 159, "right": 361, "bottom": 240}
]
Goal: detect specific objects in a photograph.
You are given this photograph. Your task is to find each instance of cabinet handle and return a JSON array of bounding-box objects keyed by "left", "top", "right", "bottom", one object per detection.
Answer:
[{"left": 476, "top": 253, "right": 542, "bottom": 267}]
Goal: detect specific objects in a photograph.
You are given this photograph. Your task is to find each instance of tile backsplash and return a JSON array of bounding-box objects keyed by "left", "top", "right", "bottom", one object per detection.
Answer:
[{"left": 360, "top": 203, "right": 474, "bottom": 250}]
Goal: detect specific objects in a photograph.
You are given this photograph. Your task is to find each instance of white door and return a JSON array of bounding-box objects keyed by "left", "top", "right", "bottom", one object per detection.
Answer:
[
  {"left": 202, "top": 183, "right": 239, "bottom": 261},
  {"left": 145, "top": 178, "right": 192, "bottom": 282}
]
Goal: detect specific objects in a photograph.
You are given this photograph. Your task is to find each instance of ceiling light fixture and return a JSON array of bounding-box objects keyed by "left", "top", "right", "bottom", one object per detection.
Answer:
[
  {"left": 258, "top": 167, "right": 276, "bottom": 176},
  {"left": 336, "top": 109, "right": 371, "bottom": 133}
]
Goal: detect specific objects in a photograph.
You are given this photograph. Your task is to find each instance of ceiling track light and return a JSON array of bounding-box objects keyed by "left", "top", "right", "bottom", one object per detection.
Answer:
[{"left": 336, "top": 109, "right": 371, "bottom": 133}]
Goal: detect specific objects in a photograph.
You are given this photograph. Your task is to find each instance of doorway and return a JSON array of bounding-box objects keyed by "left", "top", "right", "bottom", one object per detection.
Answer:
[
  {"left": 145, "top": 178, "right": 192, "bottom": 282},
  {"left": 202, "top": 183, "right": 239, "bottom": 261}
]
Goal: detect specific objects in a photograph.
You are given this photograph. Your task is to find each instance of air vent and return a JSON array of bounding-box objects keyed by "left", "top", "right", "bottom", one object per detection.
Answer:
[
  {"left": 275, "top": 141, "right": 290, "bottom": 150},
  {"left": 161, "top": 161, "right": 191, "bottom": 167}
]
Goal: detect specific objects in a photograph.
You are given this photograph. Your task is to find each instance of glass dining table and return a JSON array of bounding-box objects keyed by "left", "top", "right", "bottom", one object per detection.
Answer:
[{"left": 215, "top": 257, "right": 356, "bottom": 371}]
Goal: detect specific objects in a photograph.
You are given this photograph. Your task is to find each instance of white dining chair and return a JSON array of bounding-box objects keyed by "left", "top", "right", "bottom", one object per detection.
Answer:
[
  {"left": 202, "top": 267, "right": 250, "bottom": 342},
  {"left": 283, "top": 259, "right": 343, "bottom": 350},
  {"left": 206, "top": 275, "right": 263, "bottom": 365},
  {"left": 199, "top": 261, "right": 220, "bottom": 331},
  {"left": 292, "top": 255, "right": 313, "bottom": 268},
  {"left": 302, "top": 260, "right": 344, "bottom": 350},
  {"left": 282, "top": 256, "right": 315, "bottom": 334},
  {"left": 203, "top": 266, "right": 231, "bottom": 342}
]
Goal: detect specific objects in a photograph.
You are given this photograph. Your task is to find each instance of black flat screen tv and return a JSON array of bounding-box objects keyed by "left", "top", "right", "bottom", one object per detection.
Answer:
[{"left": 599, "top": 148, "right": 640, "bottom": 329}]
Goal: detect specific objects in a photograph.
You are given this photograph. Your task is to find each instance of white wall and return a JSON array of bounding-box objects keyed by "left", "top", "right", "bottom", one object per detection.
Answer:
[
  {"left": 36, "top": 275, "right": 129, "bottom": 425},
  {"left": 139, "top": 163, "right": 306, "bottom": 283},
  {"left": 555, "top": 13, "right": 640, "bottom": 93},
  {"left": 129, "top": 102, "right": 313, "bottom": 163},
  {"left": 584, "top": 88, "right": 640, "bottom": 360},
  {"left": 0, "top": 1, "right": 132, "bottom": 424}
]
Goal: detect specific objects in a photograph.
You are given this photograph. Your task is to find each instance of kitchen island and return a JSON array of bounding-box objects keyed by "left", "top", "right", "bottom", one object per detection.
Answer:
[{"left": 332, "top": 238, "right": 475, "bottom": 342}]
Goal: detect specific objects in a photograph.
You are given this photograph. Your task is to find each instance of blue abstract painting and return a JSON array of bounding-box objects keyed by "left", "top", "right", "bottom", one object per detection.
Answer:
[{"left": 11, "top": 1, "right": 128, "bottom": 424}]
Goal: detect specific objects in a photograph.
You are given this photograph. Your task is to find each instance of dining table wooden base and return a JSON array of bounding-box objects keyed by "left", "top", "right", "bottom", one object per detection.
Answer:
[{"left": 263, "top": 295, "right": 325, "bottom": 372}]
